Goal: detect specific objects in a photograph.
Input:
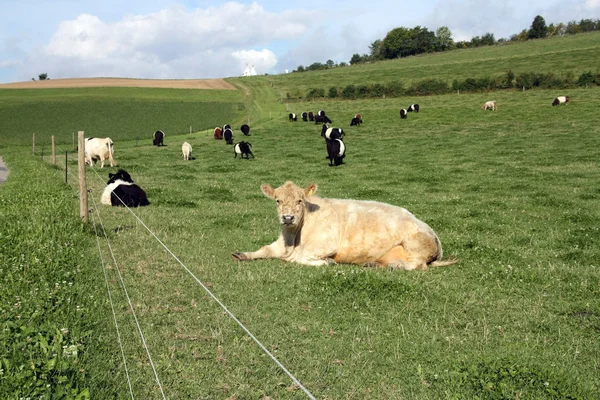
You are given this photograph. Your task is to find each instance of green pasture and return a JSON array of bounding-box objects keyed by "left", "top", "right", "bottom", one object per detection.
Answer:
[
  {"left": 266, "top": 31, "right": 600, "bottom": 95},
  {"left": 1, "top": 32, "right": 600, "bottom": 399},
  {"left": 0, "top": 87, "right": 245, "bottom": 147}
]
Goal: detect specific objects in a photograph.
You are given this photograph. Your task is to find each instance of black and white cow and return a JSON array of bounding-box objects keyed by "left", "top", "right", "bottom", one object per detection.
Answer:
[
  {"left": 153, "top": 130, "right": 165, "bottom": 146},
  {"left": 223, "top": 124, "right": 231, "bottom": 131},
  {"left": 234, "top": 141, "right": 254, "bottom": 159},
  {"left": 241, "top": 124, "right": 251, "bottom": 136},
  {"left": 400, "top": 109, "right": 408, "bottom": 119},
  {"left": 326, "top": 138, "right": 346, "bottom": 167},
  {"left": 289, "top": 113, "right": 297, "bottom": 121},
  {"left": 224, "top": 128, "right": 234, "bottom": 145},
  {"left": 407, "top": 104, "right": 420, "bottom": 112},
  {"left": 301, "top": 112, "right": 308, "bottom": 121},
  {"left": 321, "top": 124, "right": 345, "bottom": 140},
  {"left": 552, "top": 96, "right": 569, "bottom": 106},
  {"left": 318, "top": 110, "right": 326, "bottom": 117},
  {"left": 101, "top": 169, "right": 149, "bottom": 207}
]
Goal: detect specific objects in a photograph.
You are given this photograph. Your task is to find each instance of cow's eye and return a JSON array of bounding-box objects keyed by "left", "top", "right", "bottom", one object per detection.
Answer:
[
  {"left": 297, "top": 199, "right": 303, "bottom": 204},
  {"left": 276, "top": 199, "right": 280, "bottom": 204}
]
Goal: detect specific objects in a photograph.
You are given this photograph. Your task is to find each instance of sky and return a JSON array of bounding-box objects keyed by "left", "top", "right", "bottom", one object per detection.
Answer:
[{"left": 0, "top": 0, "right": 598, "bottom": 83}]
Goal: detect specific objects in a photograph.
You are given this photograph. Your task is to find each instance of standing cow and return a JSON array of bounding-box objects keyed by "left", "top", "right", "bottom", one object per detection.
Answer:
[
  {"left": 241, "top": 124, "right": 251, "bottom": 136},
  {"left": 552, "top": 96, "right": 569, "bottom": 106},
  {"left": 84, "top": 137, "right": 116, "bottom": 168},
  {"left": 400, "top": 109, "right": 408, "bottom": 119},
  {"left": 232, "top": 182, "right": 457, "bottom": 270},
  {"left": 153, "top": 130, "right": 165, "bottom": 146},
  {"left": 214, "top": 127, "right": 223, "bottom": 140},
  {"left": 224, "top": 128, "right": 234, "bottom": 145},
  {"left": 482, "top": 101, "right": 497, "bottom": 111},
  {"left": 326, "top": 138, "right": 346, "bottom": 167},
  {"left": 407, "top": 104, "right": 420, "bottom": 112},
  {"left": 234, "top": 141, "right": 254, "bottom": 159},
  {"left": 289, "top": 113, "right": 297, "bottom": 121},
  {"left": 182, "top": 142, "right": 192, "bottom": 160}
]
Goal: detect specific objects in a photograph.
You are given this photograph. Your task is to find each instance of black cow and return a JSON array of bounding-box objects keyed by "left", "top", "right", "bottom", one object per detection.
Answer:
[
  {"left": 241, "top": 124, "right": 251, "bottom": 136},
  {"left": 301, "top": 112, "right": 308, "bottom": 121},
  {"left": 224, "top": 128, "right": 234, "bottom": 144},
  {"left": 101, "top": 169, "right": 149, "bottom": 207},
  {"left": 350, "top": 117, "right": 361, "bottom": 126},
  {"left": 234, "top": 141, "right": 254, "bottom": 159},
  {"left": 407, "top": 104, "right": 420, "bottom": 112},
  {"left": 153, "top": 130, "right": 165, "bottom": 146},
  {"left": 315, "top": 114, "right": 332, "bottom": 124}
]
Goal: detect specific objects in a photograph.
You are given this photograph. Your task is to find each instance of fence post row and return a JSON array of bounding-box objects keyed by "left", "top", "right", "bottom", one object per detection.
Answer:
[{"left": 78, "top": 131, "right": 88, "bottom": 223}]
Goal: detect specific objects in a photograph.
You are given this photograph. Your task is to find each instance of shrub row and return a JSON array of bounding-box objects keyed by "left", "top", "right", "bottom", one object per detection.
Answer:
[{"left": 286, "top": 70, "right": 600, "bottom": 101}]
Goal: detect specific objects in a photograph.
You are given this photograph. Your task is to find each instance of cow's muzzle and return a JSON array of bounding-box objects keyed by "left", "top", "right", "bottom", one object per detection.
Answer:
[{"left": 281, "top": 215, "right": 295, "bottom": 225}]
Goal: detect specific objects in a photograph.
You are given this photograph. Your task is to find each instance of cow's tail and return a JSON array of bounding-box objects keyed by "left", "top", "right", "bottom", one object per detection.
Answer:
[{"left": 429, "top": 258, "right": 459, "bottom": 267}]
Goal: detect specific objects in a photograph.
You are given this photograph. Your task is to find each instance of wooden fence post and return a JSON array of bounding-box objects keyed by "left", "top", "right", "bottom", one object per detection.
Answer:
[
  {"left": 78, "top": 131, "right": 88, "bottom": 223},
  {"left": 51, "top": 136, "right": 56, "bottom": 165}
]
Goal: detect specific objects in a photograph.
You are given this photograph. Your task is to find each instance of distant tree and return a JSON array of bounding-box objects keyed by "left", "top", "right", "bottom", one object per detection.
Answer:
[
  {"left": 306, "top": 62, "right": 325, "bottom": 71},
  {"left": 481, "top": 32, "right": 495, "bottom": 46},
  {"left": 325, "top": 59, "right": 335, "bottom": 68},
  {"left": 38, "top": 73, "right": 48, "bottom": 80},
  {"left": 578, "top": 19, "right": 596, "bottom": 32},
  {"left": 554, "top": 22, "right": 566, "bottom": 35},
  {"left": 435, "top": 26, "right": 453, "bottom": 51},
  {"left": 31, "top": 77, "right": 35, "bottom": 81},
  {"left": 381, "top": 27, "right": 412, "bottom": 59},
  {"left": 338, "top": 61, "right": 348, "bottom": 67},
  {"left": 369, "top": 39, "right": 383, "bottom": 60},
  {"left": 528, "top": 15, "right": 548, "bottom": 39},
  {"left": 296, "top": 65, "right": 305, "bottom": 72},
  {"left": 349, "top": 53, "right": 363, "bottom": 65},
  {"left": 565, "top": 20, "right": 581, "bottom": 34}
]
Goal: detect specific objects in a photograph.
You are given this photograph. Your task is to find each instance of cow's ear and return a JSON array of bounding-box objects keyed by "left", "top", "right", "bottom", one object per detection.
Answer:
[
  {"left": 108, "top": 173, "right": 115, "bottom": 179},
  {"left": 305, "top": 183, "right": 318, "bottom": 197},
  {"left": 261, "top": 184, "right": 275, "bottom": 199}
]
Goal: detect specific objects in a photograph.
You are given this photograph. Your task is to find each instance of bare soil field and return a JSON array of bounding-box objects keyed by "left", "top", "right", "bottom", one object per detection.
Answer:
[{"left": 0, "top": 77, "right": 237, "bottom": 90}]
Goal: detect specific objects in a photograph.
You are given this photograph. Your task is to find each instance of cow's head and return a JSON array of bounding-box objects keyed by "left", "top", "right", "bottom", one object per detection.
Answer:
[{"left": 261, "top": 181, "right": 317, "bottom": 228}]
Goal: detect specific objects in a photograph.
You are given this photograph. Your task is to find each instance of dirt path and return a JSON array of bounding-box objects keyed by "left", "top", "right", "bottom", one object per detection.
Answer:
[{"left": 0, "top": 77, "right": 237, "bottom": 90}]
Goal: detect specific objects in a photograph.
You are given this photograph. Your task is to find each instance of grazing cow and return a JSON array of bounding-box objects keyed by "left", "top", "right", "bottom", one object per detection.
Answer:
[
  {"left": 301, "top": 112, "right": 308, "bottom": 121},
  {"left": 153, "top": 130, "right": 165, "bottom": 146},
  {"left": 400, "top": 109, "right": 408, "bottom": 119},
  {"left": 101, "top": 169, "right": 149, "bottom": 207},
  {"left": 407, "top": 104, "right": 420, "bottom": 112},
  {"left": 318, "top": 110, "right": 325, "bottom": 117},
  {"left": 552, "top": 96, "right": 569, "bottom": 106},
  {"left": 214, "top": 127, "right": 223, "bottom": 140},
  {"left": 182, "top": 142, "right": 192, "bottom": 161},
  {"left": 321, "top": 124, "right": 345, "bottom": 140},
  {"left": 223, "top": 124, "right": 231, "bottom": 131},
  {"left": 315, "top": 114, "right": 332, "bottom": 124},
  {"left": 232, "top": 181, "right": 457, "bottom": 270},
  {"left": 350, "top": 117, "right": 361, "bottom": 126},
  {"left": 308, "top": 111, "right": 315, "bottom": 121},
  {"left": 234, "top": 141, "right": 254, "bottom": 159},
  {"left": 241, "top": 124, "right": 251, "bottom": 136},
  {"left": 326, "top": 138, "right": 346, "bottom": 166},
  {"left": 84, "top": 137, "right": 116, "bottom": 168},
  {"left": 224, "top": 128, "right": 234, "bottom": 145},
  {"left": 289, "top": 113, "right": 297, "bottom": 121},
  {"left": 482, "top": 100, "right": 497, "bottom": 111}
]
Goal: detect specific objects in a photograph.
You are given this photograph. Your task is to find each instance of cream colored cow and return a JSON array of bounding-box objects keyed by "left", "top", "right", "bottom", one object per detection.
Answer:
[
  {"left": 182, "top": 142, "right": 192, "bottom": 160},
  {"left": 232, "top": 181, "right": 457, "bottom": 270},
  {"left": 482, "top": 100, "right": 497, "bottom": 111}
]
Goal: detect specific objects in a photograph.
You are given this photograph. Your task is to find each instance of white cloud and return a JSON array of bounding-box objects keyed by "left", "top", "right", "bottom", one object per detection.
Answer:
[{"left": 16, "top": 2, "right": 317, "bottom": 81}]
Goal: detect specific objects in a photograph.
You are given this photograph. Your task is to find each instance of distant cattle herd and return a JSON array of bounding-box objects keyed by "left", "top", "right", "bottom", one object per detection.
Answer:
[{"left": 87, "top": 94, "right": 570, "bottom": 210}]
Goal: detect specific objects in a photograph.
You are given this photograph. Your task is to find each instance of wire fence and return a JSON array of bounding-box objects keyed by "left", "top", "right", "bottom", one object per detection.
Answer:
[{"left": 45, "top": 142, "right": 316, "bottom": 399}]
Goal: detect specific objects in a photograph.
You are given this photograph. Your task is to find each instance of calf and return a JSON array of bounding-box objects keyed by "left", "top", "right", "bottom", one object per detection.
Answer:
[
  {"left": 482, "top": 100, "right": 497, "bottom": 111},
  {"left": 153, "top": 130, "right": 165, "bottom": 146},
  {"left": 84, "top": 137, "right": 116, "bottom": 168},
  {"left": 407, "top": 104, "right": 420, "bottom": 112},
  {"left": 241, "top": 124, "right": 251, "bottom": 136},
  {"left": 321, "top": 124, "right": 344, "bottom": 140},
  {"left": 326, "top": 138, "right": 346, "bottom": 167},
  {"left": 232, "top": 181, "right": 457, "bottom": 270},
  {"left": 214, "top": 127, "right": 223, "bottom": 140},
  {"left": 234, "top": 141, "right": 254, "bottom": 159},
  {"left": 400, "top": 109, "right": 408, "bottom": 119},
  {"left": 552, "top": 96, "right": 569, "bottom": 106},
  {"left": 101, "top": 169, "right": 149, "bottom": 207},
  {"left": 315, "top": 114, "right": 332, "bottom": 124},
  {"left": 224, "top": 128, "right": 234, "bottom": 145},
  {"left": 289, "top": 113, "right": 297, "bottom": 121},
  {"left": 182, "top": 142, "right": 192, "bottom": 160}
]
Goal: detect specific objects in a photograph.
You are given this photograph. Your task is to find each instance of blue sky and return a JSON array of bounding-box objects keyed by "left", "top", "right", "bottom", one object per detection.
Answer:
[{"left": 0, "top": 0, "right": 598, "bottom": 83}]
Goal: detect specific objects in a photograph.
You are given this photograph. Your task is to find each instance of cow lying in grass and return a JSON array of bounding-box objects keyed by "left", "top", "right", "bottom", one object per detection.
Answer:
[
  {"left": 232, "top": 182, "right": 457, "bottom": 270},
  {"left": 101, "top": 169, "right": 149, "bottom": 207}
]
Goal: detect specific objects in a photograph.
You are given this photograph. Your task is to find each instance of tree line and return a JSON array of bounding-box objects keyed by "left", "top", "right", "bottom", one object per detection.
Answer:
[{"left": 294, "top": 16, "right": 600, "bottom": 72}]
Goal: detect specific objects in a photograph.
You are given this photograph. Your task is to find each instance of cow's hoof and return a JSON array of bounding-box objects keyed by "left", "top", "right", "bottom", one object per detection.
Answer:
[
  {"left": 232, "top": 252, "right": 247, "bottom": 261},
  {"left": 362, "top": 262, "right": 381, "bottom": 268}
]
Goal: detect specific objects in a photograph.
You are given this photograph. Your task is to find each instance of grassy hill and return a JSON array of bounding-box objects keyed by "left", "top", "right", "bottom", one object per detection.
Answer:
[{"left": 1, "top": 33, "right": 599, "bottom": 399}]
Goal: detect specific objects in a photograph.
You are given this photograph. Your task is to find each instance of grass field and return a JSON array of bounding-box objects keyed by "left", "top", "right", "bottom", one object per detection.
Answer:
[{"left": 1, "top": 33, "right": 600, "bottom": 399}]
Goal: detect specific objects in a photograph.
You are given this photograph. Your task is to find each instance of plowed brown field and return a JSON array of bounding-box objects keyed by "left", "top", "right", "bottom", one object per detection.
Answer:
[{"left": 0, "top": 77, "right": 237, "bottom": 90}]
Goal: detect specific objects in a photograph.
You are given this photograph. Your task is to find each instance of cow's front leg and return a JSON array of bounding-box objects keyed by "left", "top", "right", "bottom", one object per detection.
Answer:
[{"left": 233, "top": 238, "right": 288, "bottom": 261}]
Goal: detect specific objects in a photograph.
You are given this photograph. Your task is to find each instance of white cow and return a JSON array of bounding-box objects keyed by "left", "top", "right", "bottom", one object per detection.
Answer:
[
  {"left": 233, "top": 181, "right": 457, "bottom": 270},
  {"left": 84, "top": 137, "right": 116, "bottom": 168},
  {"left": 182, "top": 142, "right": 192, "bottom": 160},
  {"left": 482, "top": 100, "right": 497, "bottom": 111}
]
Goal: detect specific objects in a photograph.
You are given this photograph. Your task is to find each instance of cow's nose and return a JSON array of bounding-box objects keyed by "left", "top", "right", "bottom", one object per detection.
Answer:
[{"left": 282, "top": 215, "right": 295, "bottom": 224}]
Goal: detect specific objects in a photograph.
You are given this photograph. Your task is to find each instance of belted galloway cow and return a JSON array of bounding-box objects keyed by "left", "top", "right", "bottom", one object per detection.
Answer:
[{"left": 232, "top": 182, "right": 457, "bottom": 270}]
